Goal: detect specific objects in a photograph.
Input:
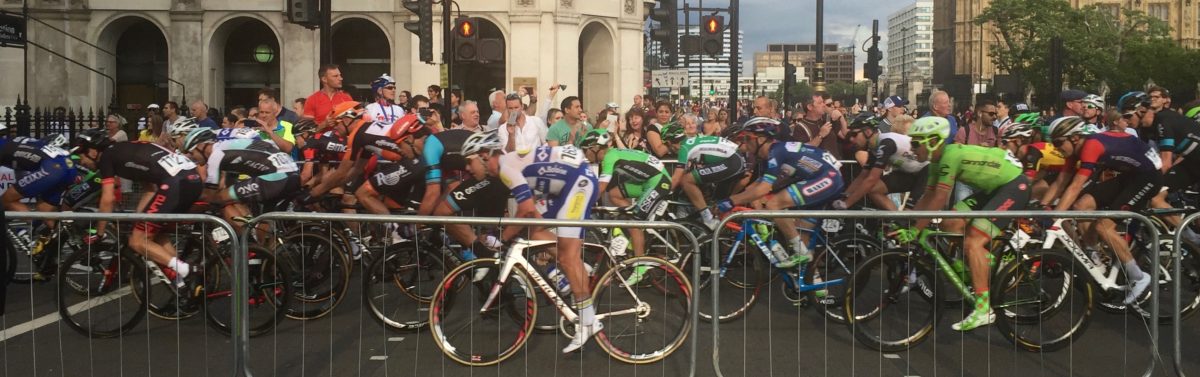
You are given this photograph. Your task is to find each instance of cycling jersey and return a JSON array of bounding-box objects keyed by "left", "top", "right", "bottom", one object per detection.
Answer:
[
  {"left": 61, "top": 166, "right": 101, "bottom": 209},
  {"left": 215, "top": 127, "right": 265, "bottom": 142},
  {"left": 1066, "top": 131, "right": 1160, "bottom": 178},
  {"left": 1020, "top": 141, "right": 1066, "bottom": 174},
  {"left": 345, "top": 114, "right": 421, "bottom": 163},
  {"left": 676, "top": 136, "right": 739, "bottom": 165},
  {"left": 300, "top": 131, "right": 347, "bottom": 163},
  {"left": 865, "top": 133, "right": 927, "bottom": 174},
  {"left": 598, "top": 149, "right": 671, "bottom": 217},
  {"left": 97, "top": 142, "right": 198, "bottom": 183},
  {"left": 422, "top": 129, "right": 473, "bottom": 184},
  {"left": 0, "top": 137, "right": 77, "bottom": 204},
  {"left": 926, "top": 144, "right": 1023, "bottom": 194},
  {"left": 365, "top": 155, "right": 427, "bottom": 204},
  {"left": 204, "top": 138, "right": 299, "bottom": 186},
  {"left": 0, "top": 136, "right": 64, "bottom": 171},
  {"left": 1154, "top": 110, "right": 1200, "bottom": 153},
  {"left": 498, "top": 145, "right": 598, "bottom": 239},
  {"left": 760, "top": 142, "right": 845, "bottom": 207}
]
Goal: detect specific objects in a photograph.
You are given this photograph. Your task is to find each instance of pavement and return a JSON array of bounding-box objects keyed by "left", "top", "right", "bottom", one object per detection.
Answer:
[{"left": 1, "top": 265, "right": 1198, "bottom": 377}]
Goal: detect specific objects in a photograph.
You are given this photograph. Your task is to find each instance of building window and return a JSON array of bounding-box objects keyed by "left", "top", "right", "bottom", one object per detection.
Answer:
[
  {"left": 1148, "top": 3, "right": 1168, "bottom": 22},
  {"left": 1097, "top": 4, "right": 1120, "bottom": 19}
]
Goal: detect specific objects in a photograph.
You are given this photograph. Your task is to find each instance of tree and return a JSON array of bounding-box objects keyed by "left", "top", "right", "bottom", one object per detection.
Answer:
[{"left": 975, "top": 0, "right": 1077, "bottom": 97}]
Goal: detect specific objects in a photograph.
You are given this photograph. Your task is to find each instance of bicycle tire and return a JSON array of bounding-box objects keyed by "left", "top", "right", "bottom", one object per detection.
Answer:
[
  {"left": 696, "top": 235, "right": 767, "bottom": 322},
  {"left": 364, "top": 245, "right": 450, "bottom": 332},
  {"left": 807, "top": 234, "right": 880, "bottom": 323},
  {"left": 204, "top": 245, "right": 292, "bottom": 336},
  {"left": 428, "top": 258, "right": 536, "bottom": 366},
  {"left": 276, "top": 232, "right": 351, "bottom": 320},
  {"left": 57, "top": 246, "right": 149, "bottom": 338},
  {"left": 843, "top": 250, "right": 942, "bottom": 352},
  {"left": 992, "top": 250, "right": 1094, "bottom": 352},
  {"left": 591, "top": 256, "right": 692, "bottom": 364}
]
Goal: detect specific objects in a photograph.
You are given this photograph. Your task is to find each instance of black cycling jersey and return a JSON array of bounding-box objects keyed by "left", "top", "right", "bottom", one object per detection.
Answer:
[
  {"left": 97, "top": 142, "right": 198, "bottom": 183},
  {"left": 301, "top": 131, "right": 347, "bottom": 163},
  {"left": 1154, "top": 110, "right": 1200, "bottom": 153},
  {"left": 422, "top": 129, "right": 473, "bottom": 184}
]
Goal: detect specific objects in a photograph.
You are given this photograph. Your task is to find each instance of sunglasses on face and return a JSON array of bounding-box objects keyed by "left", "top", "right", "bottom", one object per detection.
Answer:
[
  {"left": 981, "top": 111, "right": 998, "bottom": 117},
  {"left": 384, "top": 86, "right": 396, "bottom": 90},
  {"left": 1051, "top": 137, "right": 1069, "bottom": 147}
]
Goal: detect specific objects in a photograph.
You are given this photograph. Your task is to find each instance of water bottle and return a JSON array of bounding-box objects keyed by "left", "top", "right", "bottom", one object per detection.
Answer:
[
  {"left": 769, "top": 240, "right": 791, "bottom": 266},
  {"left": 547, "top": 264, "right": 571, "bottom": 295},
  {"left": 460, "top": 248, "right": 477, "bottom": 262}
]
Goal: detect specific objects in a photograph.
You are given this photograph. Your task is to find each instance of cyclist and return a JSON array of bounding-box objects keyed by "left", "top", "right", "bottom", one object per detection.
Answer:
[
  {"left": 355, "top": 114, "right": 430, "bottom": 219},
  {"left": 669, "top": 127, "right": 744, "bottom": 230},
  {"left": 1082, "top": 94, "right": 1106, "bottom": 128},
  {"left": 714, "top": 117, "right": 844, "bottom": 268},
  {"left": 581, "top": 128, "right": 672, "bottom": 283},
  {"left": 431, "top": 130, "right": 509, "bottom": 256},
  {"left": 0, "top": 127, "right": 78, "bottom": 224},
  {"left": 493, "top": 144, "right": 600, "bottom": 354},
  {"left": 899, "top": 116, "right": 1030, "bottom": 331},
  {"left": 1001, "top": 114, "right": 1062, "bottom": 199},
  {"left": 179, "top": 128, "right": 300, "bottom": 230},
  {"left": 1148, "top": 102, "right": 1200, "bottom": 246},
  {"left": 72, "top": 129, "right": 205, "bottom": 296},
  {"left": 298, "top": 102, "right": 356, "bottom": 189},
  {"left": 1041, "top": 116, "right": 1160, "bottom": 304},
  {"left": 834, "top": 112, "right": 928, "bottom": 211}
]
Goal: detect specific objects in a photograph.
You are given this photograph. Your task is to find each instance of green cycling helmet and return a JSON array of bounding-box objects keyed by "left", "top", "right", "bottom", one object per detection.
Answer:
[
  {"left": 578, "top": 128, "right": 611, "bottom": 149},
  {"left": 1013, "top": 112, "right": 1042, "bottom": 127},
  {"left": 1185, "top": 106, "right": 1200, "bottom": 121},
  {"left": 659, "top": 122, "right": 686, "bottom": 142},
  {"left": 908, "top": 117, "right": 951, "bottom": 147}
]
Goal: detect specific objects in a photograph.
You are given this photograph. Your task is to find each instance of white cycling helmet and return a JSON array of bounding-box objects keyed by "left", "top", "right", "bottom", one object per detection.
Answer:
[
  {"left": 169, "top": 117, "right": 201, "bottom": 137},
  {"left": 461, "top": 130, "right": 504, "bottom": 155}
]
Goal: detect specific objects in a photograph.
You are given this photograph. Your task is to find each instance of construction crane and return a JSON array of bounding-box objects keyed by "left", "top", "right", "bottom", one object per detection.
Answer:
[{"left": 842, "top": 24, "right": 861, "bottom": 53}]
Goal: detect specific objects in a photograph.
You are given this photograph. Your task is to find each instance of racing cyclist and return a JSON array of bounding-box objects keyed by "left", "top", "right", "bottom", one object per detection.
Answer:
[
  {"left": 0, "top": 125, "right": 78, "bottom": 227},
  {"left": 900, "top": 116, "right": 1031, "bottom": 331},
  {"left": 669, "top": 128, "right": 745, "bottom": 230},
  {"left": 432, "top": 130, "right": 510, "bottom": 257},
  {"left": 178, "top": 128, "right": 301, "bottom": 232},
  {"left": 834, "top": 112, "right": 928, "bottom": 211},
  {"left": 1001, "top": 115, "right": 1063, "bottom": 199}
]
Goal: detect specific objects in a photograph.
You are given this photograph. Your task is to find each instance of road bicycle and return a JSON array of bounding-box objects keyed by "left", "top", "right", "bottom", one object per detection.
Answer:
[
  {"left": 364, "top": 226, "right": 462, "bottom": 332},
  {"left": 428, "top": 238, "right": 692, "bottom": 366}
]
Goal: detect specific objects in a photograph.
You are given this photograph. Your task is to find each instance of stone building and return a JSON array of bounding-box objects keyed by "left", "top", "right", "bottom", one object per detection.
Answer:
[
  {"left": 0, "top": 0, "right": 649, "bottom": 121},
  {"left": 753, "top": 43, "right": 856, "bottom": 84}
]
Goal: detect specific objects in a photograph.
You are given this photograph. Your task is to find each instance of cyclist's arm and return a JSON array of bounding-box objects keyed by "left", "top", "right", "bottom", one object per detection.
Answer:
[
  {"left": 726, "top": 181, "right": 771, "bottom": 206},
  {"left": 95, "top": 179, "right": 116, "bottom": 236},
  {"left": 500, "top": 198, "right": 542, "bottom": 242},
  {"left": 310, "top": 156, "right": 355, "bottom": 196},
  {"left": 841, "top": 167, "right": 885, "bottom": 208},
  {"left": 668, "top": 165, "right": 686, "bottom": 191},
  {"left": 1052, "top": 173, "right": 1090, "bottom": 211},
  {"left": 418, "top": 182, "right": 441, "bottom": 216},
  {"left": 1040, "top": 170, "right": 1071, "bottom": 205}
]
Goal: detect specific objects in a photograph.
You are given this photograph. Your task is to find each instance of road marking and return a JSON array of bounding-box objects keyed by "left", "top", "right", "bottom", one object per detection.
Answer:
[
  {"left": 388, "top": 337, "right": 405, "bottom": 342},
  {"left": 0, "top": 286, "right": 133, "bottom": 342},
  {"left": 883, "top": 354, "right": 900, "bottom": 359},
  {"left": 370, "top": 356, "right": 388, "bottom": 361}
]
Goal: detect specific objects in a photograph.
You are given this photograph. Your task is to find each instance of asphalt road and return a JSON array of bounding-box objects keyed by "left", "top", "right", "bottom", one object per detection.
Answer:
[{"left": 1, "top": 266, "right": 1197, "bottom": 377}]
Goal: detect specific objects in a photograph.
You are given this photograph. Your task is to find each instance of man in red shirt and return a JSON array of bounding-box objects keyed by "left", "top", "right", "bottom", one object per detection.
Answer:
[{"left": 304, "top": 64, "right": 354, "bottom": 126}]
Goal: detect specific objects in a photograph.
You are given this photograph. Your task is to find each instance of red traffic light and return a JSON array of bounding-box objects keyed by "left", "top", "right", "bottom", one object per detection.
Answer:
[
  {"left": 703, "top": 16, "right": 722, "bottom": 34},
  {"left": 456, "top": 17, "right": 476, "bottom": 38}
]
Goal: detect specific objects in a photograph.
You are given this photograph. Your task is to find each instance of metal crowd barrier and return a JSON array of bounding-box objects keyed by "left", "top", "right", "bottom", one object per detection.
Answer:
[
  {"left": 711, "top": 210, "right": 1165, "bottom": 377},
  {"left": 1, "top": 211, "right": 245, "bottom": 377},
  {"left": 238, "top": 212, "right": 702, "bottom": 377},
  {"left": 1174, "top": 212, "right": 1200, "bottom": 377}
]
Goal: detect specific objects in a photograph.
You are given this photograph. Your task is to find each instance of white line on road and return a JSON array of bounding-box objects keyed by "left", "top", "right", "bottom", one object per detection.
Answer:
[
  {"left": 0, "top": 286, "right": 133, "bottom": 342},
  {"left": 883, "top": 354, "right": 900, "bottom": 359},
  {"left": 388, "top": 337, "right": 405, "bottom": 342},
  {"left": 370, "top": 356, "right": 388, "bottom": 361}
]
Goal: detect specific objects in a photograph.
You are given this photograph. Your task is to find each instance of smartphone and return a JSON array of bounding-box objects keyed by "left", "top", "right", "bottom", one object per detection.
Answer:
[
  {"left": 418, "top": 108, "right": 434, "bottom": 119},
  {"left": 508, "top": 111, "right": 520, "bottom": 125},
  {"left": 606, "top": 114, "right": 618, "bottom": 125}
]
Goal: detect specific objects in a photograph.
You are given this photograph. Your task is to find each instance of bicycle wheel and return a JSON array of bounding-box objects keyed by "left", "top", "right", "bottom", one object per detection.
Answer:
[
  {"left": 590, "top": 256, "right": 692, "bottom": 364},
  {"left": 844, "top": 251, "right": 942, "bottom": 352},
  {"left": 57, "top": 247, "right": 149, "bottom": 338},
  {"left": 807, "top": 234, "right": 880, "bottom": 323},
  {"left": 992, "top": 250, "right": 1094, "bottom": 352},
  {"left": 695, "top": 235, "right": 767, "bottom": 322},
  {"left": 428, "top": 258, "right": 537, "bottom": 366},
  {"left": 364, "top": 246, "right": 448, "bottom": 332},
  {"left": 139, "top": 235, "right": 206, "bottom": 320},
  {"left": 7, "top": 223, "right": 35, "bottom": 284},
  {"left": 276, "top": 232, "right": 351, "bottom": 320},
  {"left": 205, "top": 245, "right": 292, "bottom": 337}
]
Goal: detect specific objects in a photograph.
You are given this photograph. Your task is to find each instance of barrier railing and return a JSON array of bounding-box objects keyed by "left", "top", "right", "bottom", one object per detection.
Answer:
[
  {"left": 1174, "top": 212, "right": 1200, "bottom": 377},
  {"left": 238, "top": 212, "right": 702, "bottom": 377},
  {"left": 1, "top": 211, "right": 246, "bottom": 377},
  {"left": 710, "top": 210, "right": 1165, "bottom": 377}
]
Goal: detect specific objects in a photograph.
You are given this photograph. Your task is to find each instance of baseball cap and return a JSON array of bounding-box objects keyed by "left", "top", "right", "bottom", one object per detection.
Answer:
[
  {"left": 1060, "top": 89, "right": 1088, "bottom": 102},
  {"left": 883, "top": 96, "right": 909, "bottom": 109},
  {"left": 1012, "top": 102, "right": 1031, "bottom": 113},
  {"left": 147, "top": 103, "right": 160, "bottom": 110}
]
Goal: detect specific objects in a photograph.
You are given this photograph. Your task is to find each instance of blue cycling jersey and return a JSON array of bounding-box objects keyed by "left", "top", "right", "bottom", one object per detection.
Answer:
[{"left": 759, "top": 142, "right": 841, "bottom": 186}]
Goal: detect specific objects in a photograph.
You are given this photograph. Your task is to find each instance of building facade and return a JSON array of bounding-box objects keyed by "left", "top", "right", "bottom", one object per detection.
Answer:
[
  {"left": 753, "top": 44, "right": 856, "bottom": 84},
  {"left": 0, "top": 0, "right": 647, "bottom": 123},
  {"left": 885, "top": 1, "right": 933, "bottom": 101}
]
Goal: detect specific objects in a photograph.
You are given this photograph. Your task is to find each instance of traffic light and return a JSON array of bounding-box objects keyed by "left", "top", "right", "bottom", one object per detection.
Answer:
[
  {"left": 286, "top": 0, "right": 318, "bottom": 27},
  {"left": 403, "top": 0, "right": 433, "bottom": 64},
  {"left": 700, "top": 15, "right": 724, "bottom": 57},
  {"left": 453, "top": 17, "right": 478, "bottom": 62},
  {"left": 864, "top": 34, "right": 882, "bottom": 82},
  {"left": 650, "top": 0, "right": 678, "bottom": 67},
  {"left": 784, "top": 62, "right": 797, "bottom": 86}
]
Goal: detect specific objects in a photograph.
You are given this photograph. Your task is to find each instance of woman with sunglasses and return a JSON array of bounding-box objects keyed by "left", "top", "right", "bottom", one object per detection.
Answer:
[
  {"left": 898, "top": 116, "right": 1031, "bottom": 332},
  {"left": 1041, "top": 116, "right": 1161, "bottom": 306},
  {"left": 366, "top": 74, "right": 406, "bottom": 124},
  {"left": 833, "top": 112, "right": 929, "bottom": 212}
]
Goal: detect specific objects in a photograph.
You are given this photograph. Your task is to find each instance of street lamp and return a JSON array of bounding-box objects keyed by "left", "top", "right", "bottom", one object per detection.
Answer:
[{"left": 254, "top": 44, "right": 275, "bottom": 87}]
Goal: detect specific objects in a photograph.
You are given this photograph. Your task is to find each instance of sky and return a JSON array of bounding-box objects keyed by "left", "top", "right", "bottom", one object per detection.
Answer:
[{"left": 736, "top": 0, "right": 907, "bottom": 77}]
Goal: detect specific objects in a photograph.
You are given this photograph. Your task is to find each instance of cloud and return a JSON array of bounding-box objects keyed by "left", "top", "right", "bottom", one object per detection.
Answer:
[{"left": 736, "top": 0, "right": 907, "bottom": 76}]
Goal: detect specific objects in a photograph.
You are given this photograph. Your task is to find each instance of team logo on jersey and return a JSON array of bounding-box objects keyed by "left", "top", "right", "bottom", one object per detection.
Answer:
[
  {"left": 17, "top": 168, "right": 49, "bottom": 187},
  {"left": 537, "top": 166, "right": 568, "bottom": 176},
  {"left": 578, "top": 179, "right": 589, "bottom": 188},
  {"left": 801, "top": 177, "right": 834, "bottom": 196}
]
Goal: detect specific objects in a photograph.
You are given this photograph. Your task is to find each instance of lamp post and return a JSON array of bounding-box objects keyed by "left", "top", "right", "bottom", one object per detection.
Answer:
[{"left": 253, "top": 44, "right": 275, "bottom": 87}]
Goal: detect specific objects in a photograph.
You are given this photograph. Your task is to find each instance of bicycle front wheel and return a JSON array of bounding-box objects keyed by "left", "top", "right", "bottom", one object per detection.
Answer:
[
  {"left": 205, "top": 245, "right": 292, "bottom": 336},
  {"left": 808, "top": 234, "right": 880, "bottom": 323},
  {"left": 592, "top": 256, "right": 692, "bottom": 364},
  {"left": 992, "top": 250, "right": 1093, "bottom": 352},
  {"left": 57, "top": 247, "right": 149, "bottom": 338},
  {"left": 364, "top": 246, "right": 449, "bottom": 332},
  {"left": 428, "top": 259, "right": 537, "bottom": 366},
  {"left": 843, "top": 251, "right": 942, "bottom": 352}
]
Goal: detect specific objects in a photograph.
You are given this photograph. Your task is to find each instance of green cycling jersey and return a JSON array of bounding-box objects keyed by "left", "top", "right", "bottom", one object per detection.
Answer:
[{"left": 927, "top": 144, "right": 1024, "bottom": 193}]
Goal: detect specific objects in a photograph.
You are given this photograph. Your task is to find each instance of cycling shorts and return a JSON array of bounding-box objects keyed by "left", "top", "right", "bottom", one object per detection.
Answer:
[
  {"left": 227, "top": 172, "right": 300, "bottom": 204},
  {"left": 14, "top": 157, "right": 77, "bottom": 205},
  {"left": 690, "top": 153, "right": 746, "bottom": 186},
  {"left": 952, "top": 175, "right": 1031, "bottom": 238},
  {"left": 368, "top": 158, "right": 425, "bottom": 204},
  {"left": 1082, "top": 171, "right": 1162, "bottom": 211},
  {"left": 446, "top": 176, "right": 509, "bottom": 218},
  {"left": 542, "top": 171, "right": 599, "bottom": 239},
  {"left": 1165, "top": 161, "right": 1200, "bottom": 191},
  {"left": 882, "top": 165, "right": 929, "bottom": 199},
  {"left": 61, "top": 170, "right": 101, "bottom": 209},
  {"left": 774, "top": 169, "right": 845, "bottom": 209},
  {"left": 616, "top": 173, "right": 671, "bottom": 219},
  {"left": 135, "top": 172, "right": 203, "bottom": 235}
]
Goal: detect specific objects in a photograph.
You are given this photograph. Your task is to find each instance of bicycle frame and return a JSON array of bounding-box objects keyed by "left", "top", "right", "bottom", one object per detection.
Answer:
[
  {"left": 719, "top": 218, "right": 844, "bottom": 293},
  {"left": 1042, "top": 218, "right": 1124, "bottom": 291}
]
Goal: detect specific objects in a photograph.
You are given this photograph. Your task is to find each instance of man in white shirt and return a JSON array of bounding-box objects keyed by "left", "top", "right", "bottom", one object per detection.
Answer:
[
  {"left": 485, "top": 90, "right": 505, "bottom": 131},
  {"left": 365, "top": 74, "right": 405, "bottom": 124},
  {"left": 497, "top": 93, "right": 546, "bottom": 155},
  {"left": 452, "top": 100, "right": 483, "bottom": 132}
]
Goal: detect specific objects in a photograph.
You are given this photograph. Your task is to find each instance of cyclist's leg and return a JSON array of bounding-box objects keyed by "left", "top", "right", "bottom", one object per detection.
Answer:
[
  {"left": 773, "top": 171, "right": 844, "bottom": 256},
  {"left": 605, "top": 184, "right": 647, "bottom": 256},
  {"left": 551, "top": 170, "right": 600, "bottom": 353}
]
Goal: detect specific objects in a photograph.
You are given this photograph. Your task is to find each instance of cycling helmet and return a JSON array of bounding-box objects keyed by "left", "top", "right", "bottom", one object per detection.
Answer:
[
  {"left": 181, "top": 128, "right": 216, "bottom": 152},
  {"left": 720, "top": 122, "right": 745, "bottom": 138},
  {"left": 578, "top": 128, "right": 611, "bottom": 149},
  {"left": 1013, "top": 112, "right": 1042, "bottom": 126},
  {"left": 1048, "top": 116, "right": 1093, "bottom": 140},
  {"left": 740, "top": 117, "right": 781, "bottom": 137},
  {"left": 293, "top": 118, "right": 319, "bottom": 136},
  {"left": 389, "top": 114, "right": 427, "bottom": 140},
  {"left": 44, "top": 133, "right": 70, "bottom": 149},
  {"left": 371, "top": 74, "right": 396, "bottom": 93},
  {"left": 1185, "top": 105, "right": 1200, "bottom": 121},
  {"left": 169, "top": 117, "right": 200, "bottom": 137},
  {"left": 908, "top": 117, "right": 951, "bottom": 142},
  {"left": 461, "top": 130, "right": 504, "bottom": 155},
  {"left": 848, "top": 112, "right": 882, "bottom": 131},
  {"left": 1117, "top": 91, "right": 1149, "bottom": 112},
  {"left": 72, "top": 128, "right": 113, "bottom": 153},
  {"left": 1082, "top": 94, "right": 1105, "bottom": 109},
  {"left": 659, "top": 122, "right": 686, "bottom": 142},
  {"left": 999, "top": 121, "right": 1034, "bottom": 140},
  {"left": 330, "top": 101, "right": 363, "bottom": 122}
]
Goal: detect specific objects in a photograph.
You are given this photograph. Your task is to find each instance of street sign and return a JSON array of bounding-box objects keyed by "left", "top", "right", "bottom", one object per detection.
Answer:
[
  {"left": 651, "top": 69, "right": 689, "bottom": 89},
  {"left": 0, "top": 12, "right": 26, "bottom": 48}
]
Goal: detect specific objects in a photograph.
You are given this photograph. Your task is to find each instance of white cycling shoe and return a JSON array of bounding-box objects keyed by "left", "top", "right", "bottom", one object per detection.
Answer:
[{"left": 562, "top": 321, "right": 604, "bottom": 354}]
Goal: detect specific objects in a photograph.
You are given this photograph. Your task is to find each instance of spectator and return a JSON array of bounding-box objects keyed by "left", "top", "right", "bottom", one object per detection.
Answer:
[
  {"left": 792, "top": 94, "right": 835, "bottom": 150},
  {"left": 248, "top": 107, "right": 259, "bottom": 120},
  {"left": 702, "top": 119, "right": 722, "bottom": 136},
  {"left": 547, "top": 96, "right": 593, "bottom": 146},
  {"left": 752, "top": 96, "right": 783, "bottom": 136},
  {"left": 879, "top": 96, "right": 909, "bottom": 133},
  {"left": 485, "top": 90, "right": 506, "bottom": 131},
  {"left": 254, "top": 96, "right": 295, "bottom": 153},
  {"left": 994, "top": 98, "right": 1011, "bottom": 128},
  {"left": 398, "top": 91, "right": 412, "bottom": 108},
  {"left": 926, "top": 90, "right": 960, "bottom": 142},
  {"left": 620, "top": 108, "right": 648, "bottom": 151},
  {"left": 645, "top": 101, "right": 675, "bottom": 158},
  {"left": 546, "top": 108, "right": 564, "bottom": 125},
  {"left": 498, "top": 93, "right": 547, "bottom": 155},
  {"left": 105, "top": 114, "right": 129, "bottom": 142},
  {"left": 190, "top": 100, "right": 218, "bottom": 129},
  {"left": 221, "top": 114, "right": 239, "bottom": 128},
  {"left": 427, "top": 85, "right": 443, "bottom": 105},
  {"left": 304, "top": 64, "right": 353, "bottom": 125},
  {"left": 534, "top": 85, "right": 562, "bottom": 120},
  {"left": 365, "top": 74, "right": 405, "bottom": 124},
  {"left": 293, "top": 98, "right": 306, "bottom": 117},
  {"left": 162, "top": 101, "right": 181, "bottom": 131},
  {"left": 137, "top": 103, "right": 161, "bottom": 136},
  {"left": 680, "top": 114, "right": 699, "bottom": 138},
  {"left": 891, "top": 114, "right": 915, "bottom": 135},
  {"left": 139, "top": 114, "right": 165, "bottom": 143},
  {"left": 452, "top": 100, "right": 483, "bottom": 132},
  {"left": 717, "top": 108, "right": 730, "bottom": 127},
  {"left": 407, "top": 95, "right": 431, "bottom": 113},
  {"left": 1060, "top": 89, "right": 1087, "bottom": 118},
  {"left": 230, "top": 106, "right": 246, "bottom": 120},
  {"left": 449, "top": 89, "right": 463, "bottom": 124},
  {"left": 954, "top": 99, "right": 999, "bottom": 147}
]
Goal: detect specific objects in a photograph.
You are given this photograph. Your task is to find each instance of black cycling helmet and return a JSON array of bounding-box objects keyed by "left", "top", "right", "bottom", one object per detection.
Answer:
[
  {"left": 848, "top": 111, "right": 882, "bottom": 131},
  {"left": 72, "top": 128, "right": 113, "bottom": 153},
  {"left": 293, "top": 118, "right": 319, "bottom": 137},
  {"left": 740, "top": 117, "right": 780, "bottom": 138},
  {"left": 1117, "top": 91, "right": 1149, "bottom": 112},
  {"left": 578, "top": 128, "right": 612, "bottom": 149}
]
